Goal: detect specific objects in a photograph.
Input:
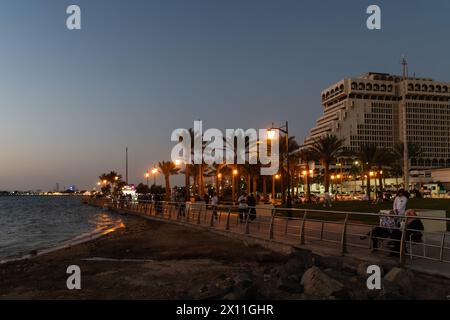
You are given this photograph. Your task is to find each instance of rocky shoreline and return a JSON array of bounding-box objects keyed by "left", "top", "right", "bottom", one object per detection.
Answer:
[{"left": 0, "top": 214, "right": 449, "bottom": 300}]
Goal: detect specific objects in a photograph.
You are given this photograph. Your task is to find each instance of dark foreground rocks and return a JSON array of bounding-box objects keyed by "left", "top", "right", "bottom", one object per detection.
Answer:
[{"left": 1, "top": 216, "right": 449, "bottom": 300}]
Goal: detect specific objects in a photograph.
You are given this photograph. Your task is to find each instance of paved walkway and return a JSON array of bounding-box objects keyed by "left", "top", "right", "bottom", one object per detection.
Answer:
[{"left": 104, "top": 201, "right": 450, "bottom": 278}]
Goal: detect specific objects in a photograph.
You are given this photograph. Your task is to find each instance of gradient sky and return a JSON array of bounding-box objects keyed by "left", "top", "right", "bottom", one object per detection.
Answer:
[{"left": 1, "top": 0, "right": 450, "bottom": 190}]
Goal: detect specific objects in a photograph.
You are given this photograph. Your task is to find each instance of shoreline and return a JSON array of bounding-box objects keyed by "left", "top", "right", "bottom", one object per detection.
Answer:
[{"left": 0, "top": 221, "right": 125, "bottom": 265}]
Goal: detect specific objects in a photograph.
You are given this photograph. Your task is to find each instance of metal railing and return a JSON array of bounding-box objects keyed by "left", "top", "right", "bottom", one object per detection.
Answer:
[{"left": 85, "top": 197, "right": 450, "bottom": 267}]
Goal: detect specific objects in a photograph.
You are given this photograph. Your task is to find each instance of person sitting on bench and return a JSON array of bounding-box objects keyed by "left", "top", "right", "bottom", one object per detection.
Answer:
[
  {"left": 361, "top": 210, "right": 398, "bottom": 250},
  {"left": 389, "top": 209, "right": 424, "bottom": 256}
]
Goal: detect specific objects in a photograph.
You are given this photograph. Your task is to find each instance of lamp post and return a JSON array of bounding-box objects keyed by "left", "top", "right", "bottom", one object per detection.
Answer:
[
  {"left": 272, "top": 174, "right": 280, "bottom": 204},
  {"left": 267, "top": 121, "right": 291, "bottom": 207},
  {"left": 232, "top": 169, "right": 238, "bottom": 204},
  {"left": 151, "top": 167, "right": 158, "bottom": 186},
  {"left": 145, "top": 171, "right": 150, "bottom": 187}
]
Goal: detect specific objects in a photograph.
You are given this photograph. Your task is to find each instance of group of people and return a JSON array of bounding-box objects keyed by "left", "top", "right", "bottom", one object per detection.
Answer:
[{"left": 362, "top": 189, "right": 424, "bottom": 257}]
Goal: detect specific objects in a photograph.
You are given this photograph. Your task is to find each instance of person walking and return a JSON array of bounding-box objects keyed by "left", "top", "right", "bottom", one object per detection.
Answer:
[{"left": 238, "top": 192, "right": 248, "bottom": 223}]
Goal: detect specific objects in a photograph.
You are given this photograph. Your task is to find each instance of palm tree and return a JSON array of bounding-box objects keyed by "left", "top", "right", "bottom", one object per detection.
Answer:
[
  {"left": 98, "top": 171, "right": 123, "bottom": 195},
  {"left": 393, "top": 142, "right": 423, "bottom": 177},
  {"left": 310, "top": 134, "right": 346, "bottom": 193},
  {"left": 158, "top": 161, "right": 180, "bottom": 200},
  {"left": 298, "top": 148, "right": 314, "bottom": 202},
  {"left": 374, "top": 148, "right": 395, "bottom": 192},
  {"left": 353, "top": 144, "right": 379, "bottom": 201}
]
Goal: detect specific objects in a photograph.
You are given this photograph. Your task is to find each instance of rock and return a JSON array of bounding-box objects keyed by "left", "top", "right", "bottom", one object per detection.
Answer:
[
  {"left": 376, "top": 281, "right": 404, "bottom": 300},
  {"left": 277, "top": 273, "right": 303, "bottom": 293},
  {"left": 384, "top": 267, "right": 415, "bottom": 293},
  {"left": 301, "top": 266, "right": 346, "bottom": 299},
  {"left": 232, "top": 272, "right": 257, "bottom": 299},
  {"left": 283, "top": 251, "right": 313, "bottom": 276}
]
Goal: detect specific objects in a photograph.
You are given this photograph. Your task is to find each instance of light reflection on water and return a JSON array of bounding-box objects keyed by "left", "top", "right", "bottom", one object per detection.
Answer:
[{"left": 0, "top": 196, "right": 123, "bottom": 259}]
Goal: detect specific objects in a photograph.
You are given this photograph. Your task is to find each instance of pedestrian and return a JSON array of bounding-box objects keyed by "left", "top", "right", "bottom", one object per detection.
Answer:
[
  {"left": 247, "top": 193, "right": 257, "bottom": 221},
  {"left": 238, "top": 192, "right": 248, "bottom": 223},
  {"left": 211, "top": 192, "right": 219, "bottom": 220},
  {"left": 393, "top": 188, "right": 408, "bottom": 223}
]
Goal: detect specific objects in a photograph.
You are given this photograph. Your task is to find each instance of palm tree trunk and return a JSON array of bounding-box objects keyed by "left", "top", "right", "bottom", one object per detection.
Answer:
[
  {"left": 185, "top": 164, "right": 190, "bottom": 201},
  {"left": 378, "top": 168, "right": 383, "bottom": 192},
  {"left": 305, "top": 163, "right": 311, "bottom": 202},
  {"left": 247, "top": 175, "right": 251, "bottom": 194},
  {"left": 323, "top": 162, "right": 330, "bottom": 193},
  {"left": 165, "top": 175, "right": 171, "bottom": 200},
  {"left": 252, "top": 175, "right": 257, "bottom": 195},
  {"left": 199, "top": 164, "right": 205, "bottom": 197},
  {"left": 366, "top": 174, "right": 371, "bottom": 201}
]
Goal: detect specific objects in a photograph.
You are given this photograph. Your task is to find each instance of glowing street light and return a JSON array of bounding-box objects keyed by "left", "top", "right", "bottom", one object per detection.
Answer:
[
  {"left": 232, "top": 168, "right": 238, "bottom": 203},
  {"left": 151, "top": 166, "right": 159, "bottom": 186},
  {"left": 174, "top": 159, "right": 182, "bottom": 166},
  {"left": 145, "top": 171, "right": 150, "bottom": 187},
  {"left": 267, "top": 129, "right": 277, "bottom": 140}
]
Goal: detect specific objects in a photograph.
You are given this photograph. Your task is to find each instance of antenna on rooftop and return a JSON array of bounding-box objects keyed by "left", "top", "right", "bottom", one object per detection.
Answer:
[{"left": 401, "top": 55, "right": 408, "bottom": 78}]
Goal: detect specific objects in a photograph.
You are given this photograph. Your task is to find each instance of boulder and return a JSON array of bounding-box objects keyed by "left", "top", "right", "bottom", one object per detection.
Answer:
[
  {"left": 283, "top": 249, "right": 313, "bottom": 276},
  {"left": 301, "top": 266, "right": 346, "bottom": 299},
  {"left": 232, "top": 272, "right": 257, "bottom": 299},
  {"left": 384, "top": 267, "right": 415, "bottom": 293},
  {"left": 376, "top": 281, "right": 404, "bottom": 300},
  {"left": 277, "top": 273, "right": 303, "bottom": 293}
]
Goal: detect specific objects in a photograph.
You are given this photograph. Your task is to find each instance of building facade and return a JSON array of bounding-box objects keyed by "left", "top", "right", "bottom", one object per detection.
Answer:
[{"left": 304, "top": 72, "right": 450, "bottom": 169}]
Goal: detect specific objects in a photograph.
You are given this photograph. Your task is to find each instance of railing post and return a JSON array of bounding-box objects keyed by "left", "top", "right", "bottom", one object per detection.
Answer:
[
  {"left": 197, "top": 204, "right": 202, "bottom": 224},
  {"left": 340, "top": 213, "right": 349, "bottom": 256},
  {"left": 210, "top": 205, "right": 215, "bottom": 227},
  {"left": 284, "top": 217, "right": 289, "bottom": 236},
  {"left": 299, "top": 211, "right": 307, "bottom": 245},
  {"left": 245, "top": 210, "right": 250, "bottom": 234},
  {"left": 226, "top": 208, "right": 231, "bottom": 230},
  {"left": 320, "top": 221, "right": 324, "bottom": 240},
  {"left": 439, "top": 232, "right": 446, "bottom": 262},
  {"left": 184, "top": 203, "right": 189, "bottom": 223},
  {"left": 269, "top": 207, "right": 275, "bottom": 240},
  {"left": 399, "top": 217, "right": 407, "bottom": 265}
]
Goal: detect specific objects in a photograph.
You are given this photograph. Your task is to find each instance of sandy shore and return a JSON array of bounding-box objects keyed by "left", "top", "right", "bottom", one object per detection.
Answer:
[{"left": 0, "top": 214, "right": 288, "bottom": 299}]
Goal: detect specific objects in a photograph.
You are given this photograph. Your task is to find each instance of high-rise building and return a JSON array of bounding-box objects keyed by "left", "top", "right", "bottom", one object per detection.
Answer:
[{"left": 304, "top": 72, "right": 450, "bottom": 169}]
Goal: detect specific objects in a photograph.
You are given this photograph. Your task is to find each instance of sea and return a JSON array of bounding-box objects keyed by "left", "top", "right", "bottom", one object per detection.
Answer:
[{"left": 0, "top": 196, "right": 123, "bottom": 261}]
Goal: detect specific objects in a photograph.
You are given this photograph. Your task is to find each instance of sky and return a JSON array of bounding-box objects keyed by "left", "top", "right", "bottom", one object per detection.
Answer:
[{"left": 1, "top": 0, "right": 450, "bottom": 191}]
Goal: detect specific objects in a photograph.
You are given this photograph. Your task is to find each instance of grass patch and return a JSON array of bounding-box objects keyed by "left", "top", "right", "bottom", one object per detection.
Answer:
[{"left": 285, "top": 199, "right": 450, "bottom": 229}]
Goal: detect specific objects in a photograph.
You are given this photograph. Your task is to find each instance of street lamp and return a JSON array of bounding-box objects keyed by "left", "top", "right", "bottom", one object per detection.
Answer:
[
  {"left": 145, "top": 171, "right": 150, "bottom": 187},
  {"left": 272, "top": 174, "right": 280, "bottom": 204},
  {"left": 268, "top": 121, "right": 291, "bottom": 207},
  {"left": 151, "top": 167, "right": 158, "bottom": 186},
  {"left": 232, "top": 169, "right": 238, "bottom": 203}
]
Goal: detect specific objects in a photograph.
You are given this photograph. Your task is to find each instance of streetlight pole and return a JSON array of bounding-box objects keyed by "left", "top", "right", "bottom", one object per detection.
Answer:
[{"left": 268, "top": 121, "right": 291, "bottom": 207}]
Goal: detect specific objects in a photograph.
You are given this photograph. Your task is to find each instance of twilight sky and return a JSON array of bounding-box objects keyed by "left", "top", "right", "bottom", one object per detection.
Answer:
[{"left": 1, "top": 0, "right": 450, "bottom": 190}]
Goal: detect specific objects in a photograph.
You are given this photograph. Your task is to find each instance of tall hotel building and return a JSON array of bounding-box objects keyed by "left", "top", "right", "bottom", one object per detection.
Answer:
[{"left": 304, "top": 72, "right": 450, "bottom": 169}]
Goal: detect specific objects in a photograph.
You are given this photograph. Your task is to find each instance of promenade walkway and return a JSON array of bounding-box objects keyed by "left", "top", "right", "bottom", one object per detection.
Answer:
[{"left": 89, "top": 199, "right": 450, "bottom": 278}]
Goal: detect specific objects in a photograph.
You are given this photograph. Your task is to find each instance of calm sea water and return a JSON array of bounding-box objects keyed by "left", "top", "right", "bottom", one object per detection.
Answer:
[{"left": 0, "top": 196, "right": 122, "bottom": 259}]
